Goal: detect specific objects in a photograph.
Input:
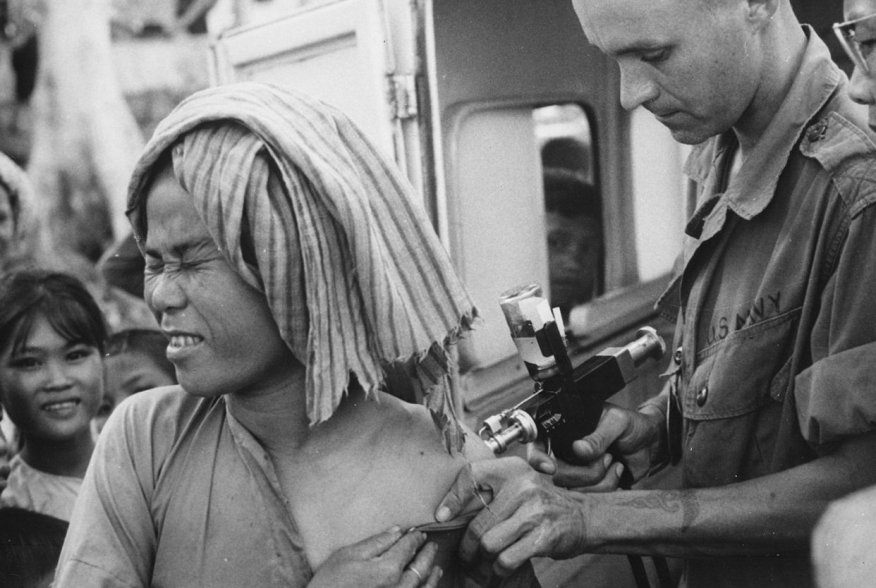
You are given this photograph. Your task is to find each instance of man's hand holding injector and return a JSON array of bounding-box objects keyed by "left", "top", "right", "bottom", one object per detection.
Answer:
[
  {"left": 434, "top": 458, "right": 589, "bottom": 577},
  {"left": 530, "top": 402, "right": 666, "bottom": 489},
  {"left": 434, "top": 402, "right": 667, "bottom": 576}
]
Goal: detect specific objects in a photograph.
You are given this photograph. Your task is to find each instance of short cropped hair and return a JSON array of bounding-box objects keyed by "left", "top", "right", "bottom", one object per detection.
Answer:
[
  {"left": 0, "top": 269, "right": 108, "bottom": 357},
  {"left": 543, "top": 167, "right": 602, "bottom": 220},
  {"left": 541, "top": 137, "right": 591, "bottom": 175}
]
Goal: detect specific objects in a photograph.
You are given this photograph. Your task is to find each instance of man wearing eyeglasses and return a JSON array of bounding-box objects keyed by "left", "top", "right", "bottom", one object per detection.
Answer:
[
  {"left": 436, "top": 1, "right": 876, "bottom": 587},
  {"left": 837, "top": 0, "right": 876, "bottom": 129}
]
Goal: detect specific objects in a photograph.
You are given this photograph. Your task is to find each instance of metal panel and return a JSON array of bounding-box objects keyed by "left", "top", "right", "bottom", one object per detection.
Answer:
[
  {"left": 210, "top": 0, "right": 398, "bottom": 161},
  {"left": 425, "top": 0, "right": 638, "bottom": 386}
]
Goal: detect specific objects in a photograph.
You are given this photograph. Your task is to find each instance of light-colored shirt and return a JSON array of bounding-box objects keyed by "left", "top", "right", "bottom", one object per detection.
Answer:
[
  {"left": 55, "top": 386, "right": 539, "bottom": 588},
  {"left": 1, "top": 453, "right": 81, "bottom": 521},
  {"left": 55, "top": 387, "right": 313, "bottom": 587}
]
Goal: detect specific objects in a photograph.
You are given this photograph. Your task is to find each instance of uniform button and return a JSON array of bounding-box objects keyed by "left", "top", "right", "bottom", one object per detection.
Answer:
[
  {"left": 673, "top": 347, "right": 683, "bottom": 365},
  {"left": 806, "top": 118, "right": 828, "bottom": 142},
  {"left": 696, "top": 386, "right": 708, "bottom": 407}
]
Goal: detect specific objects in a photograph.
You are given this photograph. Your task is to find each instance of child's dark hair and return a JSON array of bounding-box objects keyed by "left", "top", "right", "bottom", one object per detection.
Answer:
[
  {"left": 0, "top": 506, "right": 69, "bottom": 588},
  {"left": 0, "top": 269, "right": 108, "bottom": 357},
  {"left": 106, "top": 328, "right": 175, "bottom": 381},
  {"left": 543, "top": 167, "right": 602, "bottom": 221}
]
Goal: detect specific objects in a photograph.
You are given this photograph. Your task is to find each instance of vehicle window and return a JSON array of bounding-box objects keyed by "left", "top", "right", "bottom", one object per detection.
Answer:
[
  {"left": 449, "top": 100, "right": 686, "bottom": 401},
  {"left": 534, "top": 104, "right": 603, "bottom": 319}
]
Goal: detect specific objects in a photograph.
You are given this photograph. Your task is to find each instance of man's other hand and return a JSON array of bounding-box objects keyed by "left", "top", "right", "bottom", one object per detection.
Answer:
[{"left": 435, "top": 457, "right": 588, "bottom": 577}]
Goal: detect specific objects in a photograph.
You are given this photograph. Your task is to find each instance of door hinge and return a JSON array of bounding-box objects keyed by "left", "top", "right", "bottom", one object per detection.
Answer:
[{"left": 388, "top": 73, "right": 418, "bottom": 120}]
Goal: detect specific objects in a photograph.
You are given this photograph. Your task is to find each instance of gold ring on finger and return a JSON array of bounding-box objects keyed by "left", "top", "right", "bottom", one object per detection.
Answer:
[{"left": 406, "top": 566, "right": 423, "bottom": 582}]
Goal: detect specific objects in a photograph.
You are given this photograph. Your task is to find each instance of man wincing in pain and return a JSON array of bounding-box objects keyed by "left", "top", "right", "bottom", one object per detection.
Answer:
[{"left": 435, "top": 1, "right": 876, "bottom": 586}]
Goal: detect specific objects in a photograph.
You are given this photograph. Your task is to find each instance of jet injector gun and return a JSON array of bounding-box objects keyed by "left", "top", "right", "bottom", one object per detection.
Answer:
[{"left": 479, "top": 283, "right": 666, "bottom": 464}]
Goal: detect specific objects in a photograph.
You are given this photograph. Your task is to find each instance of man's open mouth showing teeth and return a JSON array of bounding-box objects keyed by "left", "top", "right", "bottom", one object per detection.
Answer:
[
  {"left": 169, "top": 335, "right": 203, "bottom": 349},
  {"left": 43, "top": 400, "right": 81, "bottom": 412}
]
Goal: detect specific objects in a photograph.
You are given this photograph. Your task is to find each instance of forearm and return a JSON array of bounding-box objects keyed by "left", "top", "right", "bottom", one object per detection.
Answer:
[
  {"left": 580, "top": 484, "right": 815, "bottom": 557},
  {"left": 578, "top": 430, "right": 876, "bottom": 558}
]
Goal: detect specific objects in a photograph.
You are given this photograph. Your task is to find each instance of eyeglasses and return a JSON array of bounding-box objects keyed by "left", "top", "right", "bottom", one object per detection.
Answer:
[{"left": 834, "top": 13, "right": 876, "bottom": 74}]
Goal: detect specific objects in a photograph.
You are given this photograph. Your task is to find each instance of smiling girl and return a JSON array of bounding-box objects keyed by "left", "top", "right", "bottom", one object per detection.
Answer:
[{"left": 0, "top": 270, "right": 107, "bottom": 521}]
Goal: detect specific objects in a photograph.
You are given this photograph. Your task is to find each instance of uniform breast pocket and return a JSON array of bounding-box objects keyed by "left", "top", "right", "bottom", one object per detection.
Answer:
[{"left": 683, "top": 307, "right": 801, "bottom": 486}]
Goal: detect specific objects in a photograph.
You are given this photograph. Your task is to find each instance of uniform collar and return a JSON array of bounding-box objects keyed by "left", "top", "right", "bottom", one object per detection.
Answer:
[
  {"left": 684, "top": 26, "right": 841, "bottom": 227},
  {"left": 657, "top": 27, "right": 843, "bottom": 317}
]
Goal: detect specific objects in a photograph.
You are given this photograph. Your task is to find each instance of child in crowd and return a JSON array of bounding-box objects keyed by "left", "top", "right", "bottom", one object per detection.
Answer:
[
  {"left": 0, "top": 506, "right": 69, "bottom": 588},
  {"left": 92, "top": 328, "right": 176, "bottom": 435},
  {"left": 0, "top": 270, "right": 107, "bottom": 521}
]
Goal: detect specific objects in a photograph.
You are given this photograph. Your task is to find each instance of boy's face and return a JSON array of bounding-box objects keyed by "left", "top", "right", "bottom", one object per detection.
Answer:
[
  {"left": 94, "top": 352, "right": 175, "bottom": 433},
  {"left": 547, "top": 212, "right": 601, "bottom": 311},
  {"left": 0, "top": 314, "right": 104, "bottom": 443}
]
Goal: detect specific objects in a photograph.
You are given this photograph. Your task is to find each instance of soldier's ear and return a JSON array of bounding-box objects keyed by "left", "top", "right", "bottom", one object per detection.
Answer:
[{"left": 745, "top": 0, "right": 779, "bottom": 28}]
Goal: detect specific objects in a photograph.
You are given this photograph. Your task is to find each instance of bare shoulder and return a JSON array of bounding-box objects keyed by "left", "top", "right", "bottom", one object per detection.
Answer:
[
  {"left": 293, "top": 392, "right": 495, "bottom": 566},
  {"left": 368, "top": 394, "right": 495, "bottom": 517},
  {"left": 376, "top": 391, "right": 493, "bottom": 462}
]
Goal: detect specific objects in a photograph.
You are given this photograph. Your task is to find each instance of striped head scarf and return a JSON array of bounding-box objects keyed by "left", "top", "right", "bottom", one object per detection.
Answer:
[{"left": 126, "top": 82, "right": 477, "bottom": 446}]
